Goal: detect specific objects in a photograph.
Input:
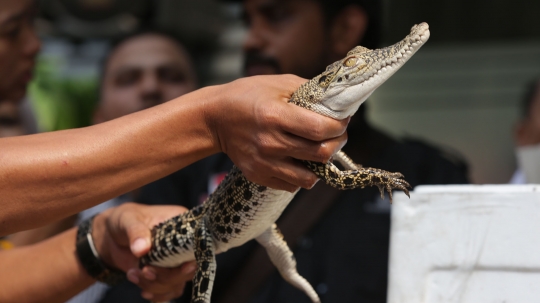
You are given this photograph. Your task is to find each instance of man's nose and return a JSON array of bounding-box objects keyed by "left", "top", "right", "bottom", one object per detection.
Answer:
[
  {"left": 140, "top": 74, "right": 163, "bottom": 106},
  {"left": 22, "top": 24, "right": 41, "bottom": 58},
  {"left": 141, "top": 73, "right": 160, "bottom": 92},
  {"left": 242, "top": 20, "right": 267, "bottom": 53}
]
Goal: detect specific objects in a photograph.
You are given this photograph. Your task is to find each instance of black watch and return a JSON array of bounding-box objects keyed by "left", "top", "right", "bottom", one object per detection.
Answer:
[{"left": 76, "top": 215, "right": 126, "bottom": 286}]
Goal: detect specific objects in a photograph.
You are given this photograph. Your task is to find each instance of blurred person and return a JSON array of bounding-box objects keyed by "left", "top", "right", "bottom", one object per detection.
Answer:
[
  {"left": 511, "top": 78, "right": 540, "bottom": 184},
  {"left": 85, "top": 30, "right": 198, "bottom": 218},
  {"left": 7, "top": 30, "right": 202, "bottom": 302},
  {"left": 0, "top": 0, "right": 349, "bottom": 235},
  {"left": 72, "top": 30, "right": 200, "bottom": 302},
  {"left": 129, "top": 1, "right": 469, "bottom": 302}
]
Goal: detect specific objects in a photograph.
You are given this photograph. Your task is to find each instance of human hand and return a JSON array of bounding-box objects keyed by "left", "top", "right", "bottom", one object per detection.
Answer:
[
  {"left": 92, "top": 203, "right": 196, "bottom": 302},
  {"left": 209, "top": 74, "right": 349, "bottom": 192}
]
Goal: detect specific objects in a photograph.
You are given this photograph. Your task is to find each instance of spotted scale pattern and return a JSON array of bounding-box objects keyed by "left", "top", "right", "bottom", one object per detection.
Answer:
[
  {"left": 192, "top": 218, "right": 216, "bottom": 303},
  {"left": 304, "top": 160, "right": 410, "bottom": 202}
]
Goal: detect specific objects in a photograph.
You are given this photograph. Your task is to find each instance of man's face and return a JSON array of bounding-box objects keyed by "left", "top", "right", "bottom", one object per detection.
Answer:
[
  {"left": 98, "top": 34, "right": 197, "bottom": 122},
  {"left": 0, "top": 0, "right": 41, "bottom": 101},
  {"left": 242, "top": 0, "right": 331, "bottom": 79}
]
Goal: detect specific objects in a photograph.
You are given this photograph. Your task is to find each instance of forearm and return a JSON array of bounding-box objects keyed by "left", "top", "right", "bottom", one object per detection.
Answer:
[
  {"left": 0, "top": 75, "right": 347, "bottom": 235},
  {"left": 0, "top": 86, "right": 220, "bottom": 235},
  {"left": 0, "top": 228, "right": 94, "bottom": 303},
  {"left": 8, "top": 215, "right": 78, "bottom": 246}
]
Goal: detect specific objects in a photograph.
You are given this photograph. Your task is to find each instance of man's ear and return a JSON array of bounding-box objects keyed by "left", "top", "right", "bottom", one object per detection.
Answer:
[{"left": 329, "top": 5, "right": 369, "bottom": 57}]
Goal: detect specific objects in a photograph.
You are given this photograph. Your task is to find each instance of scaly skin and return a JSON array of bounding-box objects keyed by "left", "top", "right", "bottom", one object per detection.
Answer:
[{"left": 141, "top": 22, "right": 430, "bottom": 303}]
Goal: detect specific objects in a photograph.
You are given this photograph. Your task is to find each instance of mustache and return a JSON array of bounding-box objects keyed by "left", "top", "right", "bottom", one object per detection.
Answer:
[
  {"left": 243, "top": 51, "right": 281, "bottom": 74},
  {"left": 140, "top": 94, "right": 165, "bottom": 109},
  {"left": 0, "top": 116, "right": 21, "bottom": 126}
]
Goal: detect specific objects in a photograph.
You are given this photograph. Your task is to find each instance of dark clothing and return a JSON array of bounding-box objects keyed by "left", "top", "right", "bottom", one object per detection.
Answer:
[{"left": 99, "top": 136, "right": 468, "bottom": 303}]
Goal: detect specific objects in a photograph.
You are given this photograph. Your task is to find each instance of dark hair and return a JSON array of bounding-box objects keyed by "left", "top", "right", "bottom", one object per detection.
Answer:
[
  {"left": 521, "top": 78, "right": 540, "bottom": 119},
  {"left": 101, "top": 28, "right": 189, "bottom": 75},
  {"left": 317, "top": 0, "right": 382, "bottom": 49},
  {"left": 224, "top": 0, "right": 382, "bottom": 49}
]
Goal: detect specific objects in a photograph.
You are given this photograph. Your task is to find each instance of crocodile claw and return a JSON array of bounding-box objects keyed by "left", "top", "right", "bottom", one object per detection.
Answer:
[{"left": 375, "top": 174, "right": 411, "bottom": 203}]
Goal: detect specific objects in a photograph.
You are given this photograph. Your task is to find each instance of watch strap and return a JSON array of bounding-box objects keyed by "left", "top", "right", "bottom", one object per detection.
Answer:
[{"left": 76, "top": 215, "right": 126, "bottom": 286}]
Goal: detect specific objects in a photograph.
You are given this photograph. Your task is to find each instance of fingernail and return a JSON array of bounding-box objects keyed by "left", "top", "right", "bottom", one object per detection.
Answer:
[
  {"left": 141, "top": 291, "right": 153, "bottom": 300},
  {"left": 182, "top": 263, "right": 197, "bottom": 274},
  {"left": 127, "top": 269, "right": 139, "bottom": 284},
  {"left": 131, "top": 238, "right": 148, "bottom": 255},
  {"left": 143, "top": 267, "right": 157, "bottom": 281}
]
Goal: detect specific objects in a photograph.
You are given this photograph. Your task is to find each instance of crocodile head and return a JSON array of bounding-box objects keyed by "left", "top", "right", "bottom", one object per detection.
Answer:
[{"left": 291, "top": 22, "right": 430, "bottom": 119}]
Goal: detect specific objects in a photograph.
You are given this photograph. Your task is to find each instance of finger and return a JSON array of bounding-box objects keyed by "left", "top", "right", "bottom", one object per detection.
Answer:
[
  {"left": 276, "top": 74, "right": 308, "bottom": 96},
  {"left": 250, "top": 177, "right": 299, "bottom": 192},
  {"left": 144, "top": 205, "right": 190, "bottom": 227},
  {"left": 132, "top": 264, "right": 196, "bottom": 295},
  {"left": 256, "top": 74, "right": 306, "bottom": 96},
  {"left": 119, "top": 212, "right": 152, "bottom": 257},
  {"left": 281, "top": 105, "right": 350, "bottom": 141},
  {"left": 151, "top": 261, "right": 197, "bottom": 284},
  {"left": 244, "top": 159, "right": 318, "bottom": 191},
  {"left": 275, "top": 132, "right": 348, "bottom": 163}
]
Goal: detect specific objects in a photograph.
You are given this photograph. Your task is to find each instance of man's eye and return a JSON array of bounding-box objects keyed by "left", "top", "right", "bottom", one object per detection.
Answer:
[
  {"left": 260, "top": 6, "right": 292, "bottom": 25},
  {"left": 159, "top": 68, "right": 186, "bottom": 83},
  {"left": 115, "top": 73, "right": 139, "bottom": 86},
  {"left": 0, "top": 25, "right": 21, "bottom": 39}
]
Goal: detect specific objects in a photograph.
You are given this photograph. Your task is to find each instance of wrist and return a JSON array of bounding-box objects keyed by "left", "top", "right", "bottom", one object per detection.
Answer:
[
  {"left": 91, "top": 211, "right": 112, "bottom": 266},
  {"left": 200, "top": 84, "right": 227, "bottom": 154},
  {"left": 75, "top": 214, "right": 125, "bottom": 286}
]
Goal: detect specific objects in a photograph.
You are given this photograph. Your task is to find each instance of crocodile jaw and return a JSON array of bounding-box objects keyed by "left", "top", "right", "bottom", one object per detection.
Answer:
[{"left": 316, "top": 22, "right": 430, "bottom": 119}]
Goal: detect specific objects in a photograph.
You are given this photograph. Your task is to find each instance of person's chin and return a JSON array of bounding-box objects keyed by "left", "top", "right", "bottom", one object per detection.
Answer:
[
  {"left": 244, "top": 65, "right": 279, "bottom": 77},
  {"left": 4, "top": 73, "right": 33, "bottom": 101},
  {"left": 4, "top": 85, "right": 27, "bottom": 102}
]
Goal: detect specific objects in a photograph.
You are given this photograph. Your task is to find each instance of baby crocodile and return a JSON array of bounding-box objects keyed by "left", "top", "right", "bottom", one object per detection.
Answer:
[{"left": 140, "top": 22, "right": 430, "bottom": 303}]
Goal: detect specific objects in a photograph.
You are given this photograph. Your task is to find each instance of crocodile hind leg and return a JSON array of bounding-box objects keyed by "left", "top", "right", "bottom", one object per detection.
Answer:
[
  {"left": 192, "top": 218, "right": 217, "bottom": 303},
  {"left": 333, "top": 150, "right": 361, "bottom": 170},
  {"left": 304, "top": 153, "right": 411, "bottom": 201},
  {"left": 256, "top": 224, "right": 320, "bottom": 303}
]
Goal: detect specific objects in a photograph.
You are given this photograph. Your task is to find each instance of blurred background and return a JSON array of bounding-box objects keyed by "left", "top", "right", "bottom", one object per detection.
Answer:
[{"left": 23, "top": 0, "right": 540, "bottom": 183}]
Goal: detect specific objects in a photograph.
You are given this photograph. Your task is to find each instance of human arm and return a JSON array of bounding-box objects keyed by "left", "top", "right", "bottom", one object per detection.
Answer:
[
  {"left": 0, "top": 203, "right": 195, "bottom": 303},
  {"left": 0, "top": 74, "right": 348, "bottom": 235},
  {"left": 7, "top": 215, "right": 77, "bottom": 246}
]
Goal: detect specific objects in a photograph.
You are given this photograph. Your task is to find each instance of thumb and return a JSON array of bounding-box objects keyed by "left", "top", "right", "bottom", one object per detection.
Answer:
[{"left": 123, "top": 215, "right": 152, "bottom": 258}]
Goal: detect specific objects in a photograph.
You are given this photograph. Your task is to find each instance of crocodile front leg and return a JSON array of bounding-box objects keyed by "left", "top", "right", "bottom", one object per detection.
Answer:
[
  {"left": 256, "top": 224, "right": 320, "bottom": 303},
  {"left": 192, "top": 218, "right": 217, "bottom": 303},
  {"left": 304, "top": 154, "right": 411, "bottom": 201}
]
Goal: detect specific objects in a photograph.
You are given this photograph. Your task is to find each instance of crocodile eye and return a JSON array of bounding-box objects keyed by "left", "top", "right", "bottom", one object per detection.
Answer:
[{"left": 344, "top": 57, "right": 357, "bottom": 67}]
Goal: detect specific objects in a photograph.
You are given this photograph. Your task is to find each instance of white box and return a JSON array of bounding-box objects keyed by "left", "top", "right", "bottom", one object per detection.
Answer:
[{"left": 388, "top": 185, "right": 540, "bottom": 303}]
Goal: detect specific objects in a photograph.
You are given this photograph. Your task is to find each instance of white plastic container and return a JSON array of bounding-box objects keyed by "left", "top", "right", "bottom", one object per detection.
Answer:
[{"left": 388, "top": 185, "right": 540, "bottom": 303}]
